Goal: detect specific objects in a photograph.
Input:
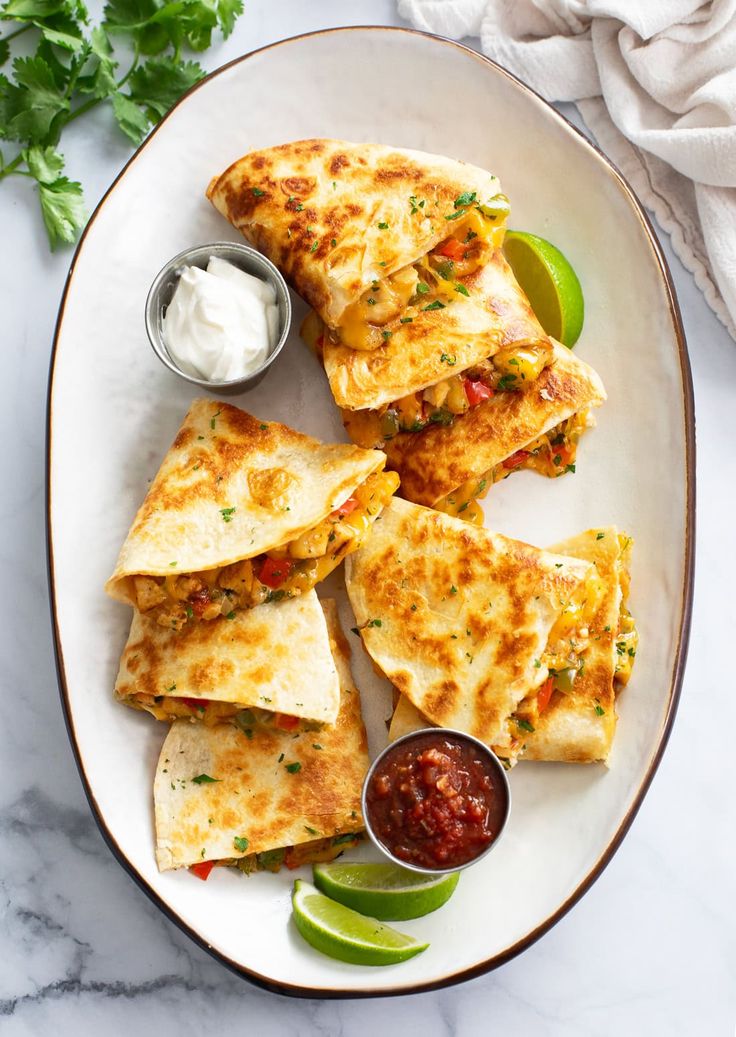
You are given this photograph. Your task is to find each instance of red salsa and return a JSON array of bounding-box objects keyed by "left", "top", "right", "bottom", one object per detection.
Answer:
[{"left": 365, "top": 733, "right": 508, "bottom": 870}]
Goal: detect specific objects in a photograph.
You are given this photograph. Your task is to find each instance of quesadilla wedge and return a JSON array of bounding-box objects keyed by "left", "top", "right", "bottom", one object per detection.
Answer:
[
  {"left": 154, "top": 600, "right": 370, "bottom": 874},
  {"left": 522, "top": 528, "right": 637, "bottom": 763},
  {"left": 387, "top": 528, "right": 637, "bottom": 764},
  {"left": 375, "top": 340, "right": 606, "bottom": 522},
  {"left": 114, "top": 590, "right": 340, "bottom": 726},
  {"left": 105, "top": 400, "right": 398, "bottom": 629},
  {"left": 207, "top": 139, "right": 555, "bottom": 405},
  {"left": 345, "top": 498, "right": 600, "bottom": 763}
]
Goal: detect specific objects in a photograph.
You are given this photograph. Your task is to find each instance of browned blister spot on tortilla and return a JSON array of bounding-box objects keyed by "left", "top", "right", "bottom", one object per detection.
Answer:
[{"left": 329, "top": 153, "right": 350, "bottom": 174}]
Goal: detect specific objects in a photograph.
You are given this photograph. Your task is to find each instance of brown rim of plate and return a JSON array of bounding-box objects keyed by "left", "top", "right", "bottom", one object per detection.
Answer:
[{"left": 45, "top": 25, "right": 696, "bottom": 1000}]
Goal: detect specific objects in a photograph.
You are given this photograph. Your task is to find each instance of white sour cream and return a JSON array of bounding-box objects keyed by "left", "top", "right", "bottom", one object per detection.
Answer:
[{"left": 163, "top": 256, "right": 279, "bottom": 382}]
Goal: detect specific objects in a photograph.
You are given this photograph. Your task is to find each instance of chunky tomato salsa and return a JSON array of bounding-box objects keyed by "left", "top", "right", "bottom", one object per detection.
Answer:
[{"left": 365, "top": 733, "right": 508, "bottom": 870}]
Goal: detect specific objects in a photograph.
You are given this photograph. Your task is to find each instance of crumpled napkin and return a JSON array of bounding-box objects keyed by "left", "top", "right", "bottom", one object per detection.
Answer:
[{"left": 398, "top": 0, "right": 736, "bottom": 339}]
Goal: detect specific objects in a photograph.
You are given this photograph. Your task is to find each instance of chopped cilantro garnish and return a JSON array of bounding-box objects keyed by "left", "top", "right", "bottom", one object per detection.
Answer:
[
  {"left": 454, "top": 283, "right": 470, "bottom": 296},
  {"left": 440, "top": 352, "right": 456, "bottom": 365},
  {"left": 454, "top": 191, "right": 477, "bottom": 207},
  {"left": 377, "top": 221, "right": 389, "bottom": 229},
  {"left": 285, "top": 762, "right": 302, "bottom": 774},
  {"left": 233, "top": 836, "right": 249, "bottom": 852},
  {"left": 515, "top": 718, "right": 535, "bottom": 733},
  {"left": 220, "top": 507, "right": 236, "bottom": 522},
  {"left": 309, "top": 240, "right": 319, "bottom": 253},
  {"left": 251, "top": 187, "right": 265, "bottom": 197},
  {"left": 423, "top": 300, "right": 446, "bottom": 311},
  {"left": 192, "top": 774, "right": 219, "bottom": 784},
  {"left": 416, "top": 282, "right": 430, "bottom": 295},
  {"left": 400, "top": 316, "right": 413, "bottom": 323},
  {"left": 594, "top": 705, "right": 605, "bottom": 716}
]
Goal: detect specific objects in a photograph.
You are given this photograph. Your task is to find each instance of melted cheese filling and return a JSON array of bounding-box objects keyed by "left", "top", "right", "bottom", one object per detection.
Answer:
[
  {"left": 335, "top": 208, "right": 506, "bottom": 352},
  {"left": 131, "top": 470, "right": 399, "bottom": 629},
  {"left": 435, "top": 410, "right": 592, "bottom": 525}
]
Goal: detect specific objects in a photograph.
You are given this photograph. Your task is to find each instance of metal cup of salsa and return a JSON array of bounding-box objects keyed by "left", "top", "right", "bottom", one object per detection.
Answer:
[{"left": 361, "top": 729, "right": 511, "bottom": 875}]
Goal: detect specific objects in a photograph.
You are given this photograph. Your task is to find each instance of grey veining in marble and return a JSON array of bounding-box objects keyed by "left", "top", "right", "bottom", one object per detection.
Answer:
[{"left": 2, "top": 0, "right": 734, "bottom": 1033}]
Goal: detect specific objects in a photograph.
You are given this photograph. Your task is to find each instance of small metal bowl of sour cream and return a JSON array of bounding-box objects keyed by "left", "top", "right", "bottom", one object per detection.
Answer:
[{"left": 145, "top": 241, "right": 292, "bottom": 395}]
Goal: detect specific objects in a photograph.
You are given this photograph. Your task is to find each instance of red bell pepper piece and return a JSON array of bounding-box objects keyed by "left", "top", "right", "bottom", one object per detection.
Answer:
[
  {"left": 537, "top": 677, "right": 554, "bottom": 714},
  {"left": 190, "top": 860, "right": 216, "bottom": 881},
  {"left": 257, "top": 556, "right": 293, "bottom": 589},
  {"left": 503, "top": 449, "right": 532, "bottom": 470},
  {"left": 331, "top": 496, "right": 358, "bottom": 519},
  {"left": 181, "top": 698, "right": 208, "bottom": 711},
  {"left": 434, "top": 238, "right": 467, "bottom": 261},
  {"left": 463, "top": 378, "right": 494, "bottom": 407}
]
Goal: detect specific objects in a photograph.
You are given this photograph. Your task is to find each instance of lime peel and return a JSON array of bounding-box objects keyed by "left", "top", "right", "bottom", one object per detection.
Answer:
[
  {"left": 292, "top": 880, "right": 429, "bottom": 966},
  {"left": 503, "top": 230, "right": 585, "bottom": 348},
  {"left": 313, "top": 861, "right": 460, "bottom": 920}
]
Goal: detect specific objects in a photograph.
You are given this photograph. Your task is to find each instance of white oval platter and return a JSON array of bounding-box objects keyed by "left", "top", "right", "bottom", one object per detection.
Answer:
[{"left": 47, "top": 26, "right": 694, "bottom": 997}]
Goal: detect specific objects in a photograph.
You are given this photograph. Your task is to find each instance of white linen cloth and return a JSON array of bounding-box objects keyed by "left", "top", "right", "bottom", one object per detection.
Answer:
[{"left": 398, "top": 0, "right": 736, "bottom": 339}]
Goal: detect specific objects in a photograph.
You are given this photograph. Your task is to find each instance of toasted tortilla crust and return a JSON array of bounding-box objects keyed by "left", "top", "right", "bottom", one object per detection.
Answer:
[
  {"left": 345, "top": 498, "right": 591, "bottom": 749},
  {"left": 154, "top": 599, "right": 369, "bottom": 870},
  {"left": 383, "top": 340, "right": 606, "bottom": 507},
  {"left": 388, "top": 529, "right": 628, "bottom": 764},
  {"left": 523, "top": 529, "right": 625, "bottom": 764},
  {"left": 324, "top": 250, "right": 550, "bottom": 410},
  {"left": 114, "top": 590, "right": 340, "bottom": 722},
  {"left": 206, "top": 139, "right": 502, "bottom": 326},
  {"left": 105, "top": 399, "right": 384, "bottom": 605}
]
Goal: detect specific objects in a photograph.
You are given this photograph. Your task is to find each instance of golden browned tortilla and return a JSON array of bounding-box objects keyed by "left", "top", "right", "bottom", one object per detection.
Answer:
[
  {"left": 388, "top": 528, "right": 637, "bottom": 765},
  {"left": 105, "top": 399, "right": 396, "bottom": 625},
  {"left": 114, "top": 590, "right": 340, "bottom": 725},
  {"left": 154, "top": 600, "right": 370, "bottom": 871},
  {"left": 207, "top": 138, "right": 504, "bottom": 326},
  {"left": 344, "top": 498, "right": 592, "bottom": 754},
  {"left": 322, "top": 250, "right": 549, "bottom": 410},
  {"left": 381, "top": 340, "right": 606, "bottom": 510},
  {"left": 522, "top": 528, "right": 636, "bottom": 764}
]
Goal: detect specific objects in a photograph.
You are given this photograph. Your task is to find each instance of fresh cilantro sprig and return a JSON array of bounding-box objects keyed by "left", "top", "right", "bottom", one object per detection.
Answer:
[{"left": 0, "top": 0, "right": 243, "bottom": 248}]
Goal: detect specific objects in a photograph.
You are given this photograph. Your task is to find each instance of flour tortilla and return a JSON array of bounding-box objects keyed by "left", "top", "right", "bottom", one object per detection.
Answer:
[
  {"left": 323, "top": 250, "right": 550, "bottom": 410},
  {"left": 154, "top": 600, "right": 369, "bottom": 870},
  {"left": 382, "top": 340, "right": 606, "bottom": 507},
  {"left": 207, "top": 138, "right": 504, "bottom": 326},
  {"left": 114, "top": 590, "right": 340, "bottom": 724},
  {"left": 105, "top": 399, "right": 385, "bottom": 605},
  {"left": 345, "top": 498, "right": 591, "bottom": 751}
]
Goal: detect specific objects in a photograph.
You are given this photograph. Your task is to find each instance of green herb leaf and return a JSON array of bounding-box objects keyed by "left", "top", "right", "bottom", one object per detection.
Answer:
[
  {"left": 233, "top": 835, "right": 249, "bottom": 852},
  {"left": 515, "top": 718, "right": 535, "bottom": 733},
  {"left": 594, "top": 705, "right": 605, "bottom": 716},
  {"left": 1, "top": 55, "right": 70, "bottom": 143},
  {"left": 126, "top": 56, "right": 203, "bottom": 120},
  {"left": 36, "top": 174, "right": 86, "bottom": 249},
  {"left": 109, "top": 92, "right": 149, "bottom": 143},
  {"left": 220, "top": 506, "right": 236, "bottom": 522},
  {"left": 285, "top": 762, "right": 301, "bottom": 774},
  {"left": 192, "top": 773, "right": 220, "bottom": 784},
  {"left": 422, "top": 300, "right": 445, "bottom": 311},
  {"left": 22, "top": 143, "right": 63, "bottom": 182},
  {"left": 454, "top": 283, "right": 469, "bottom": 297},
  {"left": 454, "top": 191, "right": 476, "bottom": 207},
  {"left": 216, "top": 0, "right": 242, "bottom": 37}
]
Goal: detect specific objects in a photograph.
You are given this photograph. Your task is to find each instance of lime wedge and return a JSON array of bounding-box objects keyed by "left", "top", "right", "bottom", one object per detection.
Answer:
[
  {"left": 503, "top": 230, "right": 585, "bottom": 347},
  {"left": 291, "top": 880, "right": 429, "bottom": 965},
  {"left": 313, "top": 862, "right": 459, "bottom": 920}
]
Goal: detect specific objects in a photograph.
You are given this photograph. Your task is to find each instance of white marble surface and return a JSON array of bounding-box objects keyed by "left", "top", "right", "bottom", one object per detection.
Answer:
[{"left": 2, "top": 1, "right": 734, "bottom": 1033}]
